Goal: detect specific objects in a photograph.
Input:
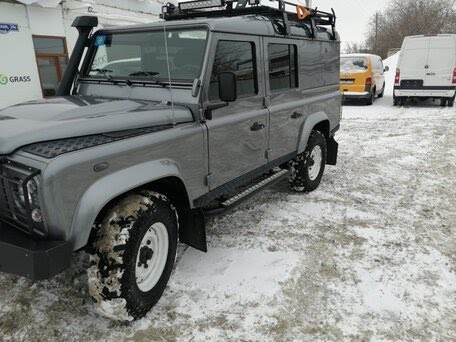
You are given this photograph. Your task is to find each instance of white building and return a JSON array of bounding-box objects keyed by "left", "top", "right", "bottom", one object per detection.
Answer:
[{"left": 0, "top": 0, "right": 165, "bottom": 109}]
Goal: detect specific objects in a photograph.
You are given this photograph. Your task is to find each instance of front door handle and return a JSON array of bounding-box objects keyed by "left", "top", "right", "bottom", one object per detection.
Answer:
[
  {"left": 250, "top": 122, "right": 265, "bottom": 131},
  {"left": 291, "top": 111, "right": 303, "bottom": 119}
]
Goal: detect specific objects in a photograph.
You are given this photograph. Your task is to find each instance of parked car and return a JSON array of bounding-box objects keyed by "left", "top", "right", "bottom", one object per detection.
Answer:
[
  {"left": 0, "top": 0, "right": 341, "bottom": 321},
  {"left": 340, "top": 53, "right": 388, "bottom": 105},
  {"left": 394, "top": 34, "right": 456, "bottom": 107}
]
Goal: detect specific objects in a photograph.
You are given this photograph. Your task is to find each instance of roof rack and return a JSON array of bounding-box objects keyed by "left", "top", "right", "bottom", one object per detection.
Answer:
[{"left": 160, "top": 0, "right": 337, "bottom": 40}]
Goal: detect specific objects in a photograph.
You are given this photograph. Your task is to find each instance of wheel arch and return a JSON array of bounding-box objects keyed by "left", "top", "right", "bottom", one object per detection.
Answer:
[
  {"left": 69, "top": 159, "right": 191, "bottom": 250},
  {"left": 297, "top": 111, "right": 330, "bottom": 154}
]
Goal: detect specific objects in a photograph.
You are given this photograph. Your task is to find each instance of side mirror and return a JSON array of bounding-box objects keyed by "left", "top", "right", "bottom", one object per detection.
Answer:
[
  {"left": 218, "top": 72, "right": 237, "bottom": 102},
  {"left": 384, "top": 66, "right": 390, "bottom": 72}
]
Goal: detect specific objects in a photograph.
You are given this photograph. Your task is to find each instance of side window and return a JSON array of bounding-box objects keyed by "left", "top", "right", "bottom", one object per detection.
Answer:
[
  {"left": 209, "top": 40, "right": 257, "bottom": 101},
  {"left": 268, "top": 44, "right": 298, "bottom": 92}
]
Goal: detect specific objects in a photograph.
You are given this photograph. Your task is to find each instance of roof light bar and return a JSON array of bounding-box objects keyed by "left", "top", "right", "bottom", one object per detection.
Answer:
[{"left": 179, "top": 0, "right": 225, "bottom": 11}]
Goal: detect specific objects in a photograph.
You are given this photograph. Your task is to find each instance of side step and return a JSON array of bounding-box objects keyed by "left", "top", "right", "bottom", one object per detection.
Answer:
[{"left": 204, "top": 168, "right": 289, "bottom": 216}]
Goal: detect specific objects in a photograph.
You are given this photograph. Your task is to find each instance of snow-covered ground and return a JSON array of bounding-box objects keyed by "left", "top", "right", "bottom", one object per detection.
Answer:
[{"left": 1, "top": 93, "right": 455, "bottom": 341}]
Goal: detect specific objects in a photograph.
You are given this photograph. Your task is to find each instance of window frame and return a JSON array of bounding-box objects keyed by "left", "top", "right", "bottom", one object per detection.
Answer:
[
  {"left": 267, "top": 43, "right": 299, "bottom": 93},
  {"left": 80, "top": 27, "right": 210, "bottom": 86},
  {"left": 207, "top": 39, "right": 259, "bottom": 102},
  {"left": 32, "top": 35, "right": 69, "bottom": 98}
]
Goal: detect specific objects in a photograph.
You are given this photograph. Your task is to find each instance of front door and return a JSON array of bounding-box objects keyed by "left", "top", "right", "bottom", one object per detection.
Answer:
[
  {"left": 371, "top": 56, "right": 385, "bottom": 94},
  {"left": 203, "top": 34, "right": 269, "bottom": 189}
]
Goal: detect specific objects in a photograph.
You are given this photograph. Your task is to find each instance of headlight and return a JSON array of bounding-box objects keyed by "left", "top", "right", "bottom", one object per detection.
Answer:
[
  {"left": 16, "top": 177, "right": 39, "bottom": 205},
  {"left": 1, "top": 159, "right": 45, "bottom": 235}
]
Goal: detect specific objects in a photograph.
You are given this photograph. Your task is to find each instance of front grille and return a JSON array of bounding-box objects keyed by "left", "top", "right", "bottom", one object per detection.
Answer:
[{"left": 0, "top": 159, "right": 44, "bottom": 236}]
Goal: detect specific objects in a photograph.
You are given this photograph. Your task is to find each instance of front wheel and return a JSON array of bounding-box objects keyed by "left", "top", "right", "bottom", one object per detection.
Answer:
[
  {"left": 378, "top": 83, "right": 385, "bottom": 98},
  {"left": 288, "top": 130, "right": 326, "bottom": 192},
  {"left": 88, "top": 191, "right": 178, "bottom": 321}
]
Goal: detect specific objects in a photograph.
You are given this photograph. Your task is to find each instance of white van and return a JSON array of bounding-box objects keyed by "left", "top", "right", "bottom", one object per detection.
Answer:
[{"left": 394, "top": 34, "right": 456, "bottom": 107}]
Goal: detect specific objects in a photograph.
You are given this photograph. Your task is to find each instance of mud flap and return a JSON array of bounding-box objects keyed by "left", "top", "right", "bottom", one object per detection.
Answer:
[
  {"left": 326, "top": 137, "right": 338, "bottom": 165},
  {"left": 179, "top": 208, "right": 207, "bottom": 252}
]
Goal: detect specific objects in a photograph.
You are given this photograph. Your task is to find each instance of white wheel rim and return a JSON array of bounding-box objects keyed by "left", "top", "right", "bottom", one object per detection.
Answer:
[
  {"left": 308, "top": 145, "right": 322, "bottom": 181},
  {"left": 135, "top": 222, "right": 169, "bottom": 292}
]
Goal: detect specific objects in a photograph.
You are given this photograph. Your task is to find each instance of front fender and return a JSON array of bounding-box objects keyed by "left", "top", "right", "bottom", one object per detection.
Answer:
[
  {"left": 297, "top": 111, "right": 330, "bottom": 154},
  {"left": 69, "top": 159, "right": 188, "bottom": 250}
]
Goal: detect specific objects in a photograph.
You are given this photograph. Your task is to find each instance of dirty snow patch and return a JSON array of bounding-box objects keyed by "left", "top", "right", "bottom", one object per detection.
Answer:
[{"left": 172, "top": 248, "right": 300, "bottom": 297}]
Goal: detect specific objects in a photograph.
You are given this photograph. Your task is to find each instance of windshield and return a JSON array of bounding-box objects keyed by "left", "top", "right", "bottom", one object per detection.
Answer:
[
  {"left": 86, "top": 28, "right": 208, "bottom": 83},
  {"left": 340, "top": 57, "right": 369, "bottom": 74}
]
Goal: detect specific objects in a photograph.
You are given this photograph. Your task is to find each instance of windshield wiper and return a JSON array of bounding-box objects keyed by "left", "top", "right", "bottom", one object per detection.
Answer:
[
  {"left": 129, "top": 71, "right": 167, "bottom": 88},
  {"left": 89, "top": 68, "right": 116, "bottom": 83}
]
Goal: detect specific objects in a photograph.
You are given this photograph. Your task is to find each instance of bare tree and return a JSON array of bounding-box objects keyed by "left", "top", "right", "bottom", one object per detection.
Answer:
[
  {"left": 343, "top": 42, "right": 363, "bottom": 54},
  {"left": 365, "top": 0, "right": 456, "bottom": 58}
]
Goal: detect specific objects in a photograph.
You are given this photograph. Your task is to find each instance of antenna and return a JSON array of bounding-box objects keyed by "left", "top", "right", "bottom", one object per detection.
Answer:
[{"left": 163, "top": 23, "right": 176, "bottom": 126}]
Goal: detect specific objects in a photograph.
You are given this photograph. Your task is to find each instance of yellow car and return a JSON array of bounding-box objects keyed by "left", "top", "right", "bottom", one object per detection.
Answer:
[{"left": 340, "top": 53, "right": 388, "bottom": 105}]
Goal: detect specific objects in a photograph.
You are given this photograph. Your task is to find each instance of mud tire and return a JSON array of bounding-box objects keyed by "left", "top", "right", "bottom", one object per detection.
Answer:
[
  {"left": 87, "top": 191, "right": 178, "bottom": 321},
  {"left": 288, "top": 130, "right": 326, "bottom": 192}
]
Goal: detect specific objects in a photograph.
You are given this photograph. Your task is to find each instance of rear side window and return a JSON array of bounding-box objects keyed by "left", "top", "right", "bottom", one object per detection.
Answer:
[
  {"left": 268, "top": 44, "right": 298, "bottom": 91},
  {"left": 209, "top": 40, "right": 257, "bottom": 101}
]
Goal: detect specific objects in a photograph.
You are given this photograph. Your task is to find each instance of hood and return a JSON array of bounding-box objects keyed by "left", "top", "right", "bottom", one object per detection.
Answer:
[{"left": 0, "top": 96, "right": 193, "bottom": 155}]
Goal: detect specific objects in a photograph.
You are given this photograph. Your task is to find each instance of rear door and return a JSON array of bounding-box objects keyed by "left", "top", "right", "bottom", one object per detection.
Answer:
[
  {"left": 203, "top": 34, "right": 269, "bottom": 189},
  {"left": 264, "top": 38, "right": 302, "bottom": 161},
  {"left": 425, "top": 35, "right": 455, "bottom": 87},
  {"left": 400, "top": 37, "right": 429, "bottom": 84}
]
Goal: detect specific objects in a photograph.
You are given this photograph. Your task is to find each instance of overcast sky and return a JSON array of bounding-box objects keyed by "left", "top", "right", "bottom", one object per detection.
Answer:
[{"left": 310, "top": 0, "right": 389, "bottom": 46}]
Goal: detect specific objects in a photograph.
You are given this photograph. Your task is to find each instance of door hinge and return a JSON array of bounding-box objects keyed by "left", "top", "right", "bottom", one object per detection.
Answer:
[
  {"left": 206, "top": 173, "right": 215, "bottom": 187},
  {"left": 265, "top": 149, "right": 272, "bottom": 160},
  {"left": 263, "top": 96, "right": 270, "bottom": 107}
]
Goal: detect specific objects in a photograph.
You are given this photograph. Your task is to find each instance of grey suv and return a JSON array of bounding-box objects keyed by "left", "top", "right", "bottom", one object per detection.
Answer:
[{"left": 0, "top": 0, "right": 341, "bottom": 321}]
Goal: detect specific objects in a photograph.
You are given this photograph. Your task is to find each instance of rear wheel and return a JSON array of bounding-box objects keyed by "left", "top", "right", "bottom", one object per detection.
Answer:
[
  {"left": 440, "top": 98, "right": 447, "bottom": 107},
  {"left": 448, "top": 98, "right": 454, "bottom": 107},
  {"left": 365, "top": 89, "right": 375, "bottom": 105},
  {"left": 88, "top": 191, "right": 178, "bottom": 321},
  {"left": 288, "top": 130, "right": 326, "bottom": 192}
]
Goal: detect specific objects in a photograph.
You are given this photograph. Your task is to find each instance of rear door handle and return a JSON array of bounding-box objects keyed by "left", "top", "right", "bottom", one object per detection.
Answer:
[
  {"left": 426, "top": 72, "right": 436, "bottom": 76},
  {"left": 250, "top": 122, "right": 265, "bottom": 131},
  {"left": 291, "top": 111, "right": 303, "bottom": 119}
]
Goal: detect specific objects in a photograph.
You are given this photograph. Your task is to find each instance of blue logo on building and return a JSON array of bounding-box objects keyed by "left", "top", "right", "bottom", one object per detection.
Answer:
[{"left": 0, "top": 23, "right": 19, "bottom": 34}]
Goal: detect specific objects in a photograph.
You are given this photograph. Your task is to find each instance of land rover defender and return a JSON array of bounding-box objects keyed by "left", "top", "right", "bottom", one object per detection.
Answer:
[{"left": 0, "top": 0, "right": 341, "bottom": 320}]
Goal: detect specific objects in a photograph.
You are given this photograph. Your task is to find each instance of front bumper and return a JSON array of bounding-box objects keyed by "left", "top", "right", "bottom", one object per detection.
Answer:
[{"left": 0, "top": 221, "right": 72, "bottom": 280}]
